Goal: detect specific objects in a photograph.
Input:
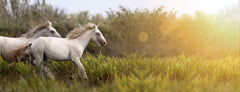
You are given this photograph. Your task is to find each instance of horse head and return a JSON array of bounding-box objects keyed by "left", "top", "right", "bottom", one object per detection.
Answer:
[
  {"left": 90, "top": 24, "right": 107, "bottom": 47},
  {"left": 19, "top": 42, "right": 33, "bottom": 62},
  {"left": 25, "top": 21, "right": 62, "bottom": 39}
]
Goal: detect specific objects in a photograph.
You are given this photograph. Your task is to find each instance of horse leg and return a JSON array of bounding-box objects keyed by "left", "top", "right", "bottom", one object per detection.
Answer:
[
  {"left": 32, "top": 54, "right": 47, "bottom": 79},
  {"left": 32, "top": 59, "right": 44, "bottom": 79},
  {"left": 42, "top": 61, "right": 55, "bottom": 80},
  {"left": 33, "top": 60, "right": 54, "bottom": 80},
  {"left": 72, "top": 58, "right": 88, "bottom": 80}
]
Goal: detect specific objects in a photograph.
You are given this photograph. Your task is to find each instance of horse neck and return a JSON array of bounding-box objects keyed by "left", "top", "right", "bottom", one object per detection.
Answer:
[
  {"left": 31, "top": 34, "right": 42, "bottom": 39},
  {"left": 73, "top": 30, "right": 94, "bottom": 49},
  {"left": 18, "top": 37, "right": 33, "bottom": 42},
  {"left": 30, "top": 30, "right": 47, "bottom": 39}
]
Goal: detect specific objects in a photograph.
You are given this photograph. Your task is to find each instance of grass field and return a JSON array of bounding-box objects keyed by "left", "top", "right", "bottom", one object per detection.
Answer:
[
  {"left": 0, "top": 54, "right": 240, "bottom": 92},
  {"left": 0, "top": 0, "right": 238, "bottom": 92}
]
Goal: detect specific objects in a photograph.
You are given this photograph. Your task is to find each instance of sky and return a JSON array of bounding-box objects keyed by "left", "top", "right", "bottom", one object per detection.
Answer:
[{"left": 46, "top": 0, "right": 239, "bottom": 16}]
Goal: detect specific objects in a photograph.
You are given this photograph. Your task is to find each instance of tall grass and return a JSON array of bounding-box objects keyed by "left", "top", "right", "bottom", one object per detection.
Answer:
[
  {"left": 0, "top": 54, "right": 240, "bottom": 91},
  {"left": 0, "top": 1, "right": 239, "bottom": 91}
]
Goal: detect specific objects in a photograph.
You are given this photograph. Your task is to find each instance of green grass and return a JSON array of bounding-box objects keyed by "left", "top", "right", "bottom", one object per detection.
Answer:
[{"left": 0, "top": 54, "right": 240, "bottom": 92}]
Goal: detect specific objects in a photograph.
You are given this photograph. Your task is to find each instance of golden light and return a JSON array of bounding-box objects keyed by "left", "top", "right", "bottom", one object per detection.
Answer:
[
  {"left": 138, "top": 32, "right": 149, "bottom": 42},
  {"left": 164, "top": 0, "right": 238, "bottom": 15}
]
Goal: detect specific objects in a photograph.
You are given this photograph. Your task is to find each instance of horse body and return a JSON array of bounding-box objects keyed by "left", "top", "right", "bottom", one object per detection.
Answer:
[
  {"left": 32, "top": 37, "right": 73, "bottom": 61},
  {"left": 0, "top": 37, "right": 31, "bottom": 61},
  {"left": 30, "top": 23, "right": 107, "bottom": 80},
  {"left": 0, "top": 21, "right": 62, "bottom": 65}
]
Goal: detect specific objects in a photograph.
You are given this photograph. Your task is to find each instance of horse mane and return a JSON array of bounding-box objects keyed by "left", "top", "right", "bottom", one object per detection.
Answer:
[
  {"left": 24, "top": 21, "right": 52, "bottom": 38},
  {"left": 66, "top": 23, "right": 96, "bottom": 40},
  {"left": 7, "top": 43, "right": 30, "bottom": 62}
]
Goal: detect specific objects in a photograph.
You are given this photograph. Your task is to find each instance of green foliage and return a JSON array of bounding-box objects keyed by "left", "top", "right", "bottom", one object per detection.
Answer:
[
  {"left": 15, "top": 62, "right": 33, "bottom": 77},
  {"left": 0, "top": 59, "right": 17, "bottom": 74},
  {"left": 1, "top": 54, "right": 240, "bottom": 91},
  {"left": 0, "top": 0, "right": 238, "bottom": 57},
  {"left": 0, "top": 1, "right": 239, "bottom": 91},
  {"left": 50, "top": 61, "right": 78, "bottom": 76},
  {"left": 0, "top": 0, "right": 64, "bottom": 36}
]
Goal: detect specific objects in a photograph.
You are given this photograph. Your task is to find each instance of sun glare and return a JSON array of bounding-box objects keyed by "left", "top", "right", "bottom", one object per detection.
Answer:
[
  {"left": 164, "top": 0, "right": 238, "bottom": 15},
  {"left": 139, "top": 32, "right": 149, "bottom": 42}
]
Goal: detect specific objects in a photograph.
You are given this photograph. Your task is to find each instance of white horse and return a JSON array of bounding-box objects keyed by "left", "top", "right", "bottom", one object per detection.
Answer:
[
  {"left": 30, "top": 23, "right": 107, "bottom": 80},
  {"left": 0, "top": 21, "right": 62, "bottom": 66}
]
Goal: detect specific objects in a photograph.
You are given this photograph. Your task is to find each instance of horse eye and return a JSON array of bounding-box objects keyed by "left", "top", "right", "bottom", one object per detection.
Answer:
[
  {"left": 50, "top": 30, "right": 55, "bottom": 33},
  {"left": 95, "top": 33, "right": 100, "bottom": 36}
]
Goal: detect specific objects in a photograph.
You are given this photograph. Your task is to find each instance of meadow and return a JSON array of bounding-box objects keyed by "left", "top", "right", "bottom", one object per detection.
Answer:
[
  {"left": 0, "top": 54, "right": 240, "bottom": 92},
  {"left": 0, "top": 0, "right": 239, "bottom": 91}
]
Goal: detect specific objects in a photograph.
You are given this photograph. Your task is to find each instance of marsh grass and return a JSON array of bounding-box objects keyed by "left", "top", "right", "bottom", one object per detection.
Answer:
[
  {"left": 0, "top": 54, "right": 240, "bottom": 92},
  {"left": 0, "top": 0, "right": 239, "bottom": 91}
]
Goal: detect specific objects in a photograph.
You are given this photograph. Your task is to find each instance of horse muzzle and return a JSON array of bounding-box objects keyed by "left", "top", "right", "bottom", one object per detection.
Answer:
[{"left": 100, "top": 41, "right": 107, "bottom": 47}]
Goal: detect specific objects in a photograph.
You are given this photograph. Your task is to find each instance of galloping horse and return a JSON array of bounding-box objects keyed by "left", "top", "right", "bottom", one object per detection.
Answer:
[
  {"left": 30, "top": 23, "right": 107, "bottom": 80},
  {"left": 0, "top": 21, "right": 62, "bottom": 66}
]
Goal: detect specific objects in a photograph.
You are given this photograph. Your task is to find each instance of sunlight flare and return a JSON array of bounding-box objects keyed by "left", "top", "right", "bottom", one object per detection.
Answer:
[{"left": 138, "top": 32, "right": 149, "bottom": 42}]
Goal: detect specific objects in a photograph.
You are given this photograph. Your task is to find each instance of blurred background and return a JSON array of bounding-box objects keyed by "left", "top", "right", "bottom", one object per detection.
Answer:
[{"left": 0, "top": 0, "right": 239, "bottom": 57}]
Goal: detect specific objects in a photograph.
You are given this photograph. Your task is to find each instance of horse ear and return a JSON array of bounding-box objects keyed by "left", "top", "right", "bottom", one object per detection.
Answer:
[
  {"left": 94, "top": 25, "right": 97, "bottom": 28},
  {"left": 46, "top": 21, "right": 52, "bottom": 26},
  {"left": 24, "top": 43, "right": 32, "bottom": 49},
  {"left": 28, "top": 43, "right": 32, "bottom": 47},
  {"left": 26, "top": 42, "right": 32, "bottom": 48}
]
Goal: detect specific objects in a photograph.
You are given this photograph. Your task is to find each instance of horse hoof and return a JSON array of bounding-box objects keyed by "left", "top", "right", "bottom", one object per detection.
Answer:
[
  {"left": 69, "top": 75, "right": 75, "bottom": 80},
  {"left": 84, "top": 77, "right": 89, "bottom": 81}
]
